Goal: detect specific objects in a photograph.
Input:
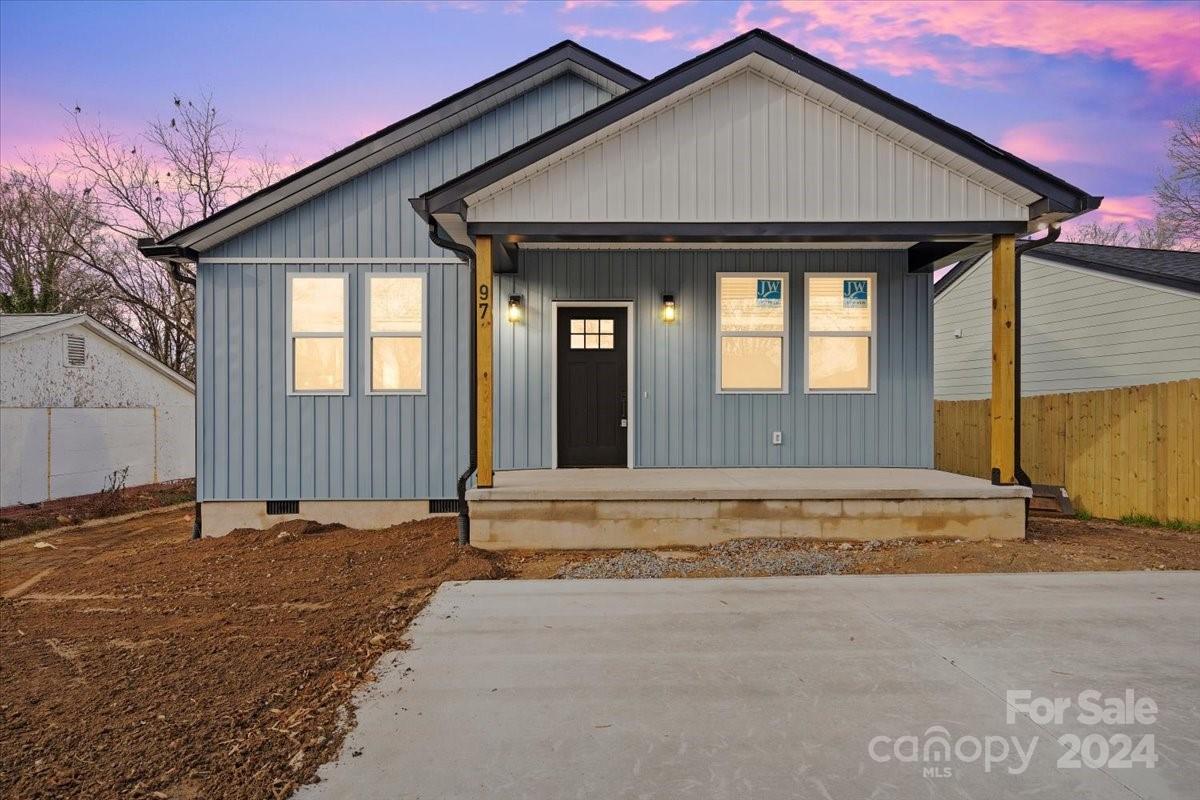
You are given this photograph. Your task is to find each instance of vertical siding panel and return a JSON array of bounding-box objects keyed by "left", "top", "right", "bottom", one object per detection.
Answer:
[
  {"left": 767, "top": 82, "right": 786, "bottom": 219},
  {"left": 677, "top": 98, "right": 697, "bottom": 222},
  {"left": 803, "top": 99, "right": 821, "bottom": 218},
  {"left": 668, "top": 251, "right": 684, "bottom": 465},
  {"left": 712, "top": 79, "right": 732, "bottom": 220},
  {"left": 694, "top": 88, "right": 714, "bottom": 221},
  {"left": 422, "top": 267, "right": 441, "bottom": 490},
  {"left": 212, "top": 267, "right": 230, "bottom": 498},
  {"left": 750, "top": 76, "right": 769, "bottom": 219},
  {"left": 822, "top": 108, "right": 839, "bottom": 219},
  {"left": 199, "top": 265, "right": 212, "bottom": 499},
  {"left": 271, "top": 267, "right": 286, "bottom": 496},
  {"left": 731, "top": 72, "right": 751, "bottom": 218},
  {"left": 660, "top": 108, "right": 678, "bottom": 220},
  {"left": 241, "top": 268, "right": 257, "bottom": 496},
  {"left": 643, "top": 116, "right": 661, "bottom": 219}
]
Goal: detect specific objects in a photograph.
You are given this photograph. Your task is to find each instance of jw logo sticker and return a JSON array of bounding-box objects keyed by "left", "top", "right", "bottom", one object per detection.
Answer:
[
  {"left": 844, "top": 279, "right": 869, "bottom": 309},
  {"left": 756, "top": 279, "right": 782, "bottom": 306}
]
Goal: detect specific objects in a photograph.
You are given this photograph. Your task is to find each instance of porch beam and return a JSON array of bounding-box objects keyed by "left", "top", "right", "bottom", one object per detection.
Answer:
[
  {"left": 468, "top": 220, "right": 1028, "bottom": 242},
  {"left": 476, "top": 234, "right": 494, "bottom": 488},
  {"left": 990, "top": 233, "right": 1017, "bottom": 485}
]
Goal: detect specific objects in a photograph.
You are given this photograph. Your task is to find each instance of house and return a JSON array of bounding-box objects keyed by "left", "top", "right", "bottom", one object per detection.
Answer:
[
  {"left": 934, "top": 243, "right": 1200, "bottom": 399},
  {"left": 0, "top": 313, "right": 195, "bottom": 507},
  {"left": 139, "top": 30, "right": 1100, "bottom": 546}
]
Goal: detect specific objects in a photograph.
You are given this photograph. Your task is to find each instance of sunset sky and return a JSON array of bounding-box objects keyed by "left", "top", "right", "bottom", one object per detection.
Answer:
[{"left": 3, "top": 0, "right": 1198, "bottom": 229}]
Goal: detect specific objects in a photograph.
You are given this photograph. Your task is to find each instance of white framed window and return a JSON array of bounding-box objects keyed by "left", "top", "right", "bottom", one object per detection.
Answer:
[
  {"left": 716, "top": 272, "right": 788, "bottom": 393},
  {"left": 287, "top": 273, "right": 349, "bottom": 395},
  {"left": 804, "top": 273, "right": 876, "bottom": 393},
  {"left": 364, "top": 273, "right": 425, "bottom": 394}
]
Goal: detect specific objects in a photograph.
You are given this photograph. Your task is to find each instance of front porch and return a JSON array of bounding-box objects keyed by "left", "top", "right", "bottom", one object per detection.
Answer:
[{"left": 467, "top": 467, "right": 1030, "bottom": 549}]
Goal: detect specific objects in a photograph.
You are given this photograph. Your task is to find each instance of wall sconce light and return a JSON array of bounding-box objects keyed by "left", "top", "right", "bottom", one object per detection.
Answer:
[
  {"left": 661, "top": 294, "right": 676, "bottom": 323},
  {"left": 507, "top": 295, "right": 523, "bottom": 324}
]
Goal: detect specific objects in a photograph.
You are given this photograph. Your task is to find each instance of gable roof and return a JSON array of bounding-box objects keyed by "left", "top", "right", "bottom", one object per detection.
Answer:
[
  {"left": 934, "top": 242, "right": 1200, "bottom": 297},
  {"left": 0, "top": 313, "right": 195, "bottom": 392},
  {"left": 0, "top": 312, "right": 77, "bottom": 339},
  {"left": 417, "top": 28, "right": 1100, "bottom": 233},
  {"left": 141, "top": 40, "right": 643, "bottom": 258}
]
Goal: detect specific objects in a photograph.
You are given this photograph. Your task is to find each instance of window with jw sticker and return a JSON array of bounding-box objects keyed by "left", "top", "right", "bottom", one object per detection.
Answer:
[
  {"left": 756, "top": 279, "right": 782, "bottom": 306},
  {"left": 843, "top": 279, "right": 869, "bottom": 309}
]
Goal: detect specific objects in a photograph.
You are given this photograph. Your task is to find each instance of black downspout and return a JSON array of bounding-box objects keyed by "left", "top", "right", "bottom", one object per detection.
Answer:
[
  {"left": 169, "top": 260, "right": 197, "bottom": 287},
  {"left": 427, "top": 224, "right": 477, "bottom": 546},
  {"left": 1010, "top": 223, "right": 1061, "bottom": 488}
]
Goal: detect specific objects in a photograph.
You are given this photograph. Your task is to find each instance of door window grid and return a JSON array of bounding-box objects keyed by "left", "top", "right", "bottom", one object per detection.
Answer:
[{"left": 569, "top": 318, "right": 615, "bottom": 350}]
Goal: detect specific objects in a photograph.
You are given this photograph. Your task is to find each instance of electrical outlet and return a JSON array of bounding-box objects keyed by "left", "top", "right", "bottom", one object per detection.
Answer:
[{"left": 771, "top": 431, "right": 782, "bottom": 445}]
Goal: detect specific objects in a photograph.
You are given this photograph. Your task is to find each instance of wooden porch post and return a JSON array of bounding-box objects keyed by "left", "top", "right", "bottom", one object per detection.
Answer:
[
  {"left": 990, "top": 233, "right": 1017, "bottom": 485},
  {"left": 475, "top": 235, "right": 494, "bottom": 488}
]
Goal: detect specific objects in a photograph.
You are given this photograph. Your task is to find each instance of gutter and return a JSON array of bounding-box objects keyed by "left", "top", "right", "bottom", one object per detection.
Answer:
[
  {"left": 427, "top": 223, "right": 477, "bottom": 546},
  {"left": 137, "top": 239, "right": 199, "bottom": 287},
  {"left": 1008, "top": 222, "right": 1062, "bottom": 487}
]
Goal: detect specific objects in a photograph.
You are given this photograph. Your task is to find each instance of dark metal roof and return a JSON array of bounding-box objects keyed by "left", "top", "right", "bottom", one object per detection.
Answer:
[
  {"left": 419, "top": 28, "right": 1100, "bottom": 222},
  {"left": 144, "top": 40, "right": 644, "bottom": 256},
  {"left": 934, "top": 242, "right": 1200, "bottom": 297}
]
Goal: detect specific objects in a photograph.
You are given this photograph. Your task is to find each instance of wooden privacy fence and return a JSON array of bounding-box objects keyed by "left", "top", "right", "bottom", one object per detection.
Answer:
[{"left": 935, "top": 379, "right": 1199, "bottom": 522}]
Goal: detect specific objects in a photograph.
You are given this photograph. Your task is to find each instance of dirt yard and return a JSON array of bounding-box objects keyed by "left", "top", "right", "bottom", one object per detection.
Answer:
[
  {"left": 0, "top": 508, "right": 503, "bottom": 800},
  {"left": 2, "top": 509, "right": 1197, "bottom": 799},
  {"left": 0, "top": 479, "right": 196, "bottom": 541}
]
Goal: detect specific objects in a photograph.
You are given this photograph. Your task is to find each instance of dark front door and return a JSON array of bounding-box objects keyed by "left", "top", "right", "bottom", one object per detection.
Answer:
[{"left": 557, "top": 307, "right": 628, "bottom": 467}]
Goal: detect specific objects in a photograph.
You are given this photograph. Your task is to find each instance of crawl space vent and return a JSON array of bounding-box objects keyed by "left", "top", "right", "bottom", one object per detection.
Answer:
[
  {"left": 429, "top": 499, "right": 459, "bottom": 513},
  {"left": 265, "top": 500, "right": 300, "bottom": 515},
  {"left": 64, "top": 334, "right": 86, "bottom": 366}
]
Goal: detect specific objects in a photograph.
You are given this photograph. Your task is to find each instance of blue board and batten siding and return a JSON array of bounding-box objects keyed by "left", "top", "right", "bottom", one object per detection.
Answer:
[
  {"left": 195, "top": 73, "right": 616, "bottom": 501},
  {"left": 197, "top": 262, "right": 468, "bottom": 501},
  {"left": 495, "top": 250, "right": 933, "bottom": 470}
]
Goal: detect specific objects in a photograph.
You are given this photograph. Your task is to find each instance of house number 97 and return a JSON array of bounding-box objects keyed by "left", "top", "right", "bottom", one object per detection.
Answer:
[{"left": 478, "top": 283, "right": 489, "bottom": 319}]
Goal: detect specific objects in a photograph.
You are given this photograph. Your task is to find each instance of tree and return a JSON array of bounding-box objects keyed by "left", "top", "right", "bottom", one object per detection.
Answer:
[
  {"left": 1155, "top": 107, "right": 1200, "bottom": 244},
  {"left": 29, "top": 95, "right": 282, "bottom": 378},
  {"left": 1062, "top": 218, "right": 1184, "bottom": 250},
  {"left": 0, "top": 170, "right": 111, "bottom": 315},
  {"left": 1066, "top": 107, "right": 1199, "bottom": 252}
]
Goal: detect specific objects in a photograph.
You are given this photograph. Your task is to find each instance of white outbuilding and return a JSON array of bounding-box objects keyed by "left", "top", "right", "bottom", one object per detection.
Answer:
[{"left": 0, "top": 313, "right": 195, "bottom": 507}]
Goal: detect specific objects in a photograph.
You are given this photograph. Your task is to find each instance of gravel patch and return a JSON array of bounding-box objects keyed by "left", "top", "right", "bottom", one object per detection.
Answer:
[{"left": 557, "top": 538, "right": 849, "bottom": 579}]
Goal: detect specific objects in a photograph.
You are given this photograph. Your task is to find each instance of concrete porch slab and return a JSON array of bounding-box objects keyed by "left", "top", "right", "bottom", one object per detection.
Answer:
[{"left": 467, "top": 467, "right": 1031, "bottom": 502}]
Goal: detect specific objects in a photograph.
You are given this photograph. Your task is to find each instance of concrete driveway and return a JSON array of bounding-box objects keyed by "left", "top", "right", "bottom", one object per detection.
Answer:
[{"left": 299, "top": 572, "right": 1200, "bottom": 799}]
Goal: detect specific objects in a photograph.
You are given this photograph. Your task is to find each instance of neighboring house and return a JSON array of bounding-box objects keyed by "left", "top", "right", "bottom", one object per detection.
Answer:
[
  {"left": 0, "top": 314, "right": 195, "bottom": 507},
  {"left": 140, "top": 30, "right": 1099, "bottom": 544},
  {"left": 934, "top": 243, "right": 1200, "bottom": 400}
]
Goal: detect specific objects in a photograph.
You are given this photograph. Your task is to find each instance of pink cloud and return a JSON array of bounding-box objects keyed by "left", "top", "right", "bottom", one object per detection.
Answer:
[
  {"left": 1092, "top": 194, "right": 1156, "bottom": 225},
  {"left": 564, "top": 23, "right": 676, "bottom": 43},
  {"left": 639, "top": 0, "right": 689, "bottom": 11},
  {"left": 560, "top": 0, "right": 617, "bottom": 10},
  {"left": 998, "top": 120, "right": 1164, "bottom": 168},
  {"left": 689, "top": 1, "right": 1200, "bottom": 86},
  {"left": 998, "top": 123, "right": 1079, "bottom": 165},
  {"left": 690, "top": 1, "right": 790, "bottom": 52}
]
